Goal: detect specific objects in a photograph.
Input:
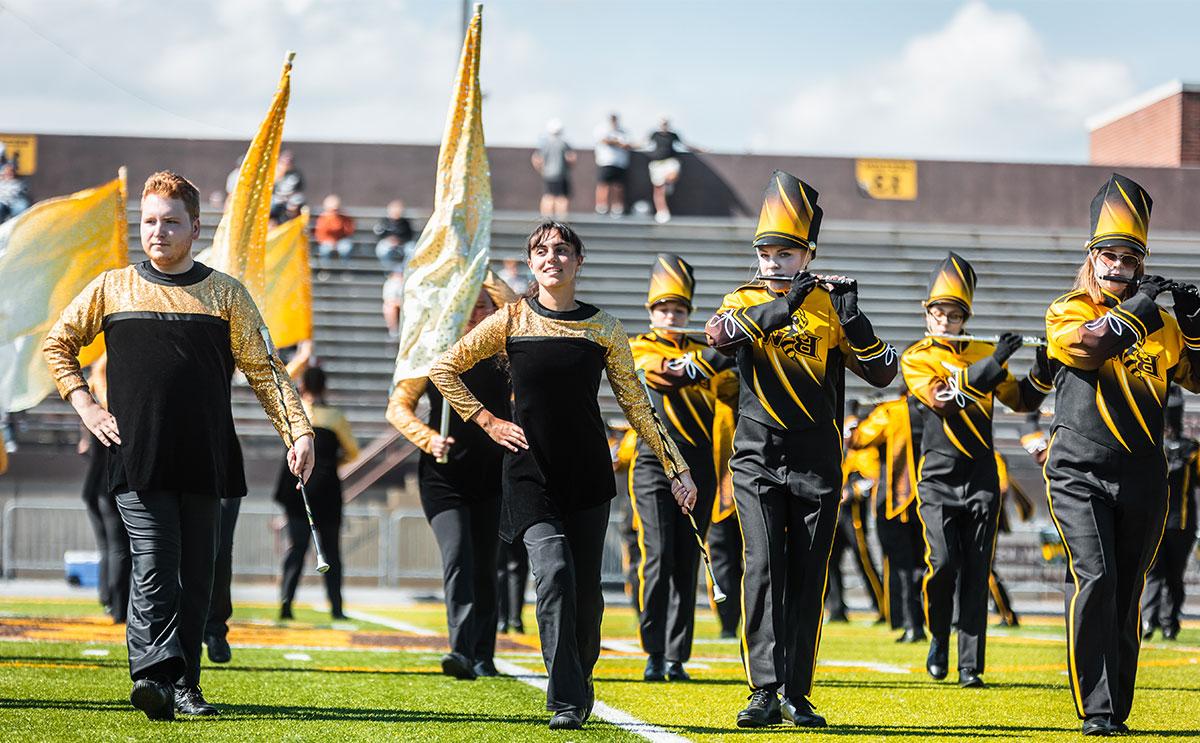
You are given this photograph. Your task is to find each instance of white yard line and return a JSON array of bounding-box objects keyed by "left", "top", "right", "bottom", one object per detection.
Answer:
[
  {"left": 342, "top": 609, "right": 437, "bottom": 636},
  {"left": 492, "top": 658, "right": 692, "bottom": 743},
  {"left": 819, "top": 659, "right": 910, "bottom": 674},
  {"left": 600, "top": 639, "right": 644, "bottom": 654}
]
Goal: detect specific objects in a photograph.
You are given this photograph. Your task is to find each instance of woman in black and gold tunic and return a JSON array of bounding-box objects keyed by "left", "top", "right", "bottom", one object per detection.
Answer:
[
  {"left": 1043, "top": 174, "right": 1200, "bottom": 736},
  {"left": 386, "top": 275, "right": 516, "bottom": 681},
  {"left": 430, "top": 220, "right": 695, "bottom": 731}
]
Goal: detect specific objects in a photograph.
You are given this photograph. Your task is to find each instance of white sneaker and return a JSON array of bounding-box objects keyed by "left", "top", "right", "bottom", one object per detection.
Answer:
[
  {"left": 595, "top": 205, "right": 608, "bottom": 215},
  {"left": 655, "top": 210, "right": 671, "bottom": 224}
]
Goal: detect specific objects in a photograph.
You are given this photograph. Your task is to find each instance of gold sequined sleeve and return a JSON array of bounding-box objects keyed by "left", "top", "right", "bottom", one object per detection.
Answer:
[
  {"left": 428, "top": 303, "right": 511, "bottom": 423},
  {"left": 386, "top": 377, "right": 437, "bottom": 454},
  {"left": 603, "top": 318, "right": 687, "bottom": 478},
  {"left": 43, "top": 272, "right": 108, "bottom": 400},
  {"left": 224, "top": 278, "right": 313, "bottom": 444}
]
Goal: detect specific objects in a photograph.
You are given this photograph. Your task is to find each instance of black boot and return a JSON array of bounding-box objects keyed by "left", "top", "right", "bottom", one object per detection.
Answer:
[
  {"left": 549, "top": 709, "right": 584, "bottom": 730},
  {"left": 736, "top": 688, "right": 781, "bottom": 728},
  {"left": 643, "top": 653, "right": 666, "bottom": 682},
  {"left": 279, "top": 602, "right": 294, "bottom": 620},
  {"left": 440, "top": 652, "right": 477, "bottom": 680},
  {"left": 781, "top": 695, "right": 827, "bottom": 727},
  {"left": 129, "top": 679, "right": 174, "bottom": 721},
  {"left": 205, "top": 635, "right": 231, "bottom": 664},
  {"left": 926, "top": 636, "right": 949, "bottom": 680},
  {"left": 473, "top": 659, "right": 499, "bottom": 677},
  {"left": 1082, "top": 715, "right": 1119, "bottom": 736},
  {"left": 957, "top": 669, "right": 985, "bottom": 688},
  {"left": 665, "top": 661, "right": 690, "bottom": 681},
  {"left": 173, "top": 685, "right": 219, "bottom": 716}
]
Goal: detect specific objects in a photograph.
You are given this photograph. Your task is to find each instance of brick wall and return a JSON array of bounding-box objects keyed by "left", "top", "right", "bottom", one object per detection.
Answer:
[{"left": 1089, "top": 93, "right": 1182, "bottom": 167}]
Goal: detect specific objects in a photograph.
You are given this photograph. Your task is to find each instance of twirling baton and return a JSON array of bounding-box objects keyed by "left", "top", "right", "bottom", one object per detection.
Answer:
[
  {"left": 260, "top": 327, "right": 330, "bottom": 574},
  {"left": 634, "top": 370, "right": 726, "bottom": 603}
]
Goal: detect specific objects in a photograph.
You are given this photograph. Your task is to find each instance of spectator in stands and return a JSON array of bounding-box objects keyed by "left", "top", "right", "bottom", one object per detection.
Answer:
[
  {"left": 277, "top": 366, "right": 358, "bottom": 621},
  {"left": 382, "top": 270, "right": 405, "bottom": 340},
  {"left": 0, "top": 163, "right": 31, "bottom": 224},
  {"left": 645, "top": 118, "right": 704, "bottom": 224},
  {"left": 375, "top": 199, "right": 416, "bottom": 273},
  {"left": 315, "top": 194, "right": 356, "bottom": 278},
  {"left": 594, "top": 113, "right": 631, "bottom": 217},
  {"left": 532, "top": 119, "right": 575, "bottom": 218},
  {"left": 271, "top": 150, "right": 305, "bottom": 222},
  {"left": 498, "top": 257, "right": 531, "bottom": 295}
]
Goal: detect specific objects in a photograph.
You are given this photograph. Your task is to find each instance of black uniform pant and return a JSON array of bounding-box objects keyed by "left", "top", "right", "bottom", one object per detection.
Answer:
[
  {"left": 428, "top": 497, "right": 501, "bottom": 663},
  {"left": 280, "top": 500, "right": 343, "bottom": 614},
  {"left": 630, "top": 439, "right": 715, "bottom": 663},
  {"left": 877, "top": 512, "right": 924, "bottom": 634},
  {"left": 1046, "top": 427, "right": 1168, "bottom": 723},
  {"left": 708, "top": 514, "right": 743, "bottom": 635},
  {"left": 1141, "top": 530, "right": 1196, "bottom": 634},
  {"left": 497, "top": 538, "right": 529, "bottom": 629},
  {"left": 916, "top": 451, "right": 1000, "bottom": 675},
  {"left": 115, "top": 490, "right": 219, "bottom": 687},
  {"left": 825, "top": 498, "right": 884, "bottom": 618},
  {"left": 731, "top": 417, "right": 842, "bottom": 697},
  {"left": 205, "top": 497, "right": 241, "bottom": 639},
  {"left": 522, "top": 500, "right": 610, "bottom": 712}
]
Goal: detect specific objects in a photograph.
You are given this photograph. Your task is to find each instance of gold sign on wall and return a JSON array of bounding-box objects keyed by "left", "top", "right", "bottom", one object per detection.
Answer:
[
  {"left": 0, "top": 135, "right": 38, "bottom": 175},
  {"left": 855, "top": 158, "right": 917, "bottom": 200}
]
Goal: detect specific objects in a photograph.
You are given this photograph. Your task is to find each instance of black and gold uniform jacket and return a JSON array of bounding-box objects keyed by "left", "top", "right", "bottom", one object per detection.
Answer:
[
  {"left": 629, "top": 332, "right": 738, "bottom": 449},
  {"left": 43, "top": 261, "right": 311, "bottom": 498},
  {"left": 1163, "top": 435, "right": 1199, "bottom": 533},
  {"left": 706, "top": 282, "right": 897, "bottom": 433},
  {"left": 901, "top": 338, "right": 1051, "bottom": 462},
  {"left": 852, "top": 395, "right": 924, "bottom": 523},
  {"left": 995, "top": 452, "right": 1035, "bottom": 533},
  {"left": 1046, "top": 289, "right": 1200, "bottom": 456}
]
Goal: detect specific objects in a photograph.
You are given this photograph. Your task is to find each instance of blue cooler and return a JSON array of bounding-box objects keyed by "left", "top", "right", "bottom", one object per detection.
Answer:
[{"left": 65, "top": 550, "right": 101, "bottom": 587}]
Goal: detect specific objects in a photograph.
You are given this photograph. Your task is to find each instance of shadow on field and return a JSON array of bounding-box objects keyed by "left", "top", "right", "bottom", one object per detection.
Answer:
[{"left": 662, "top": 721, "right": 1200, "bottom": 738}]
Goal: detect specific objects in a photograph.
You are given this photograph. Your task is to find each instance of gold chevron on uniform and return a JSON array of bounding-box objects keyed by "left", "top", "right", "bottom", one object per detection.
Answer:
[
  {"left": 646, "top": 253, "right": 696, "bottom": 310},
  {"left": 1086, "top": 173, "right": 1153, "bottom": 255},
  {"left": 925, "top": 251, "right": 977, "bottom": 316},
  {"left": 752, "top": 170, "right": 823, "bottom": 252}
]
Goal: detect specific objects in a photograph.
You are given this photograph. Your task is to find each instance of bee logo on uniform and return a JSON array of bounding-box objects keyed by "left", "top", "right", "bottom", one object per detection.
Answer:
[
  {"left": 1121, "top": 344, "right": 1161, "bottom": 380},
  {"left": 767, "top": 325, "right": 821, "bottom": 362}
]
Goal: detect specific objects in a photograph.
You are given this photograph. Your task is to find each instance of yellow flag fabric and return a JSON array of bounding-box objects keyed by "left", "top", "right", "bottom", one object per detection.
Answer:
[
  {"left": 261, "top": 210, "right": 313, "bottom": 350},
  {"left": 0, "top": 173, "right": 126, "bottom": 412},
  {"left": 391, "top": 7, "right": 491, "bottom": 385},
  {"left": 206, "top": 53, "right": 293, "bottom": 306}
]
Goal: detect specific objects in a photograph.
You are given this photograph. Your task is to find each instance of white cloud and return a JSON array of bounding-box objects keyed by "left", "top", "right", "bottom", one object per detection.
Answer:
[{"left": 749, "top": 1, "right": 1136, "bottom": 162}]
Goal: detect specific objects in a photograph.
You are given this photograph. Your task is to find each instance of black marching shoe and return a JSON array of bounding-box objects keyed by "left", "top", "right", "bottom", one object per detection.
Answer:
[
  {"left": 205, "top": 635, "right": 232, "bottom": 664},
  {"left": 548, "top": 709, "right": 584, "bottom": 730},
  {"left": 1081, "top": 715, "right": 1120, "bottom": 736},
  {"left": 473, "top": 659, "right": 499, "bottom": 677},
  {"left": 279, "top": 602, "right": 294, "bottom": 620},
  {"left": 719, "top": 628, "right": 737, "bottom": 639},
  {"left": 440, "top": 652, "right": 477, "bottom": 680},
  {"left": 1162, "top": 625, "right": 1180, "bottom": 641},
  {"left": 665, "top": 661, "right": 690, "bottom": 682},
  {"left": 896, "top": 628, "right": 927, "bottom": 643},
  {"left": 958, "top": 670, "right": 985, "bottom": 688},
  {"left": 643, "top": 653, "right": 667, "bottom": 682},
  {"left": 926, "top": 636, "right": 949, "bottom": 680},
  {"left": 1141, "top": 623, "right": 1155, "bottom": 641},
  {"left": 129, "top": 678, "right": 174, "bottom": 721},
  {"left": 826, "top": 611, "right": 849, "bottom": 623},
  {"left": 174, "top": 685, "right": 219, "bottom": 716},
  {"left": 781, "top": 696, "right": 827, "bottom": 728},
  {"left": 736, "top": 687, "right": 781, "bottom": 728},
  {"left": 1112, "top": 721, "right": 1130, "bottom": 734}
]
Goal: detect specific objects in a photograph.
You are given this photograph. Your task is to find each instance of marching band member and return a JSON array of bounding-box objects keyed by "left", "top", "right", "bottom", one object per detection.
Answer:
[
  {"left": 1043, "top": 174, "right": 1200, "bottom": 735},
  {"left": 628, "top": 254, "right": 737, "bottom": 682},
  {"left": 429, "top": 221, "right": 695, "bottom": 730},
  {"left": 706, "top": 170, "right": 897, "bottom": 728},
  {"left": 901, "top": 252, "right": 1052, "bottom": 689},
  {"left": 826, "top": 407, "right": 886, "bottom": 623}
]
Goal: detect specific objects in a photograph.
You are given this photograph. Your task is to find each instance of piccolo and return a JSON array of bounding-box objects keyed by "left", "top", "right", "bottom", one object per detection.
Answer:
[
  {"left": 1102, "top": 274, "right": 1200, "bottom": 297},
  {"left": 930, "top": 333, "right": 1047, "bottom": 347},
  {"left": 755, "top": 272, "right": 855, "bottom": 288}
]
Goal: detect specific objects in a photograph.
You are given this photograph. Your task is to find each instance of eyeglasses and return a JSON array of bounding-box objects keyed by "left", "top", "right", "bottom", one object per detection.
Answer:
[
  {"left": 1097, "top": 250, "right": 1141, "bottom": 269},
  {"left": 927, "top": 308, "right": 965, "bottom": 323}
]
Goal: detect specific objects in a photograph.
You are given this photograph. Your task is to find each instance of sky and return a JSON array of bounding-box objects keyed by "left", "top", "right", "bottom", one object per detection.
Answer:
[{"left": 2, "top": 0, "right": 1198, "bottom": 163}]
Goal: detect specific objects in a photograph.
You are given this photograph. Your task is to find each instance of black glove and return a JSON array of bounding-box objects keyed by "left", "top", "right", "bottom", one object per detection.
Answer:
[
  {"left": 828, "top": 277, "right": 858, "bottom": 320},
  {"left": 785, "top": 272, "right": 819, "bottom": 311},
  {"left": 1030, "top": 343, "right": 1050, "bottom": 381},
  {"left": 1171, "top": 283, "right": 1200, "bottom": 324},
  {"left": 1138, "top": 274, "right": 1171, "bottom": 300},
  {"left": 991, "top": 332, "right": 1022, "bottom": 365}
]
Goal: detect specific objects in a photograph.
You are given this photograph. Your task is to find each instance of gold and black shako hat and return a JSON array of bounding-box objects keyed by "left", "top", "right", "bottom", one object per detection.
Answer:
[
  {"left": 752, "top": 170, "right": 823, "bottom": 253},
  {"left": 1087, "top": 173, "right": 1152, "bottom": 256},
  {"left": 925, "top": 251, "right": 977, "bottom": 317},
  {"left": 646, "top": 253, "right": 696, "bottom": 310}
]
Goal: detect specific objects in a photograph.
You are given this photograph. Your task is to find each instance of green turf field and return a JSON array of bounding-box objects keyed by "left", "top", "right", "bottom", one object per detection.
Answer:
[{"left": 1, "top": 596, "right": 1196, "bottom": 741}]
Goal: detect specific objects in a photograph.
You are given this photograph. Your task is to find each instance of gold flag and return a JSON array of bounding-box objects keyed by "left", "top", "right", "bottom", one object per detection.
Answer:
[
  {"left": 262, "top": 209, "right": 313, "bottom": 349},
  {"left": 0, "top": 171, "right": 126, "bottom": 412},
  {"left": 206, "top": 52, "right": 294, "bottom": 305},
  {"left": 391, "top": 5, "right": 491, "bottom": 384}
]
